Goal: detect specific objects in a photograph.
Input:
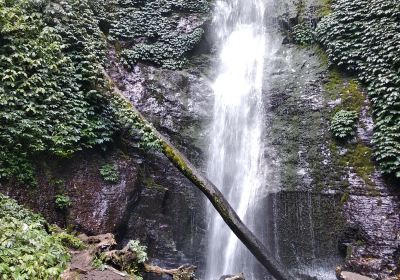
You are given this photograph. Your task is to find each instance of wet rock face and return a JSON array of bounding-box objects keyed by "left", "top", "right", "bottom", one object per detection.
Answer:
[
  {"left": 0, "top": 147, "right": 144, "bottom": 235},
  {"left": 341, "top": 186, "right": 400, "bottom": 279},
  {"left": 264, "top": 44, "right": 343, "bottom": 192},
  {"left": 261, "top": 192, "right": 345, "bottom": 280},
  {"left": 105, "top": 40, "right": 213, "bottom": 273},
  {"left": 107, "top": 49, "right": 214, "bottom": 165},
  {"left": 118, "top": 153, "right": 208, "bottom": 271}
]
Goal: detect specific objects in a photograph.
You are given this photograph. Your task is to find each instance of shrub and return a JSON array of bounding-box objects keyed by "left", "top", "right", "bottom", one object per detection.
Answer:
[
  {"left": 330, "top": 110, "right": 358, "bottom": 139},
  {"left": 54, "top": 232, "right": 85, "bottom": 250},
  {"left": 55, "top": 194, "right": 72, "bottom": 210},
  {"left": 99, "top": 163, "right": 120, "bottom": 184},
  {"left": 128, "top": 240, "right": 148, "bottom": 264},
  {"left": 0, "top": 0, "right": 165, "bottom": 186}
]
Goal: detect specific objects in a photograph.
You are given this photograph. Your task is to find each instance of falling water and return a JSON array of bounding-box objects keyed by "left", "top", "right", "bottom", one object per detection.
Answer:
[{"left": 205, "top": 0, "right": 273, "bottom": 278}]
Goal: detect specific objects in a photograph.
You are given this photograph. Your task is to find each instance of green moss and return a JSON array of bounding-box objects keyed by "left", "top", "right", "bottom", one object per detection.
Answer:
[
  {"left": 315, "top": 46, "right": 330, "bottom": 66},
  {"left": 341, "top": 143, "right": 375, "bottom": 187},
  {"left": 324, "top": 67, "right": 376, "bottom": 187},
  {"left": 339, "top": 80, "right": 365, "bottom": 113},
  {"left": 296, "top": 0, "right": 306, "bottom": 21},
  {"left": 53, "top": 232, "right": 86, "bottom": 250},
  {"left": 324, "top": 69, "right": 343, "bottom": 94},
  {"left": 163, "top": 145, "right": 189, "bottom": 173},
  {"left": 340, "top": 192, "right": 350, "bottom": 206},
  {"left": 346, "top": 245, "right": 353, "bottom": 259},
  {"left": 318, "top": 0, "right": 333, "bottom": 17},
  {"left": 143, "top": 178, "right": 167, "bottom": 192}
]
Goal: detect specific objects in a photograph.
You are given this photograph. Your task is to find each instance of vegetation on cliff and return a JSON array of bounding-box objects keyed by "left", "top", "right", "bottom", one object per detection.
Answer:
[
  {"left": 316, "top": 0, "right": 400, "bottom": 178},
  {"left": 0, "top": 0, "right": 117, "bottom": 186},
  {"left": 0, "top": 0, "right": 208, "bottom": 186}
]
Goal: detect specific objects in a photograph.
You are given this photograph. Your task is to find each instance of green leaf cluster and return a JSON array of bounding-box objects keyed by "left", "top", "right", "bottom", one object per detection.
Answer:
[
  {"left": 124, "top": 239, "right": 147, "bottom": 277},
  {"left": 55, "top": 194, "right": 72, "bottom": 210},
  {"left": 53, "top": 231, "right": 85, "bottom": 250},
  {"left": 292, "top": 23, "right": 315, "bottom": 45},
  {"left": 128, "top": 239, "right": 147, "bottom": 264},
  {"left": 0, "top": 194, "right": 70, "bottom": 279},
  {"left": 330, "top": 110, "right": 358, "bottom": 139},
  {"left": 316, "top": 0, "right": 400, "bottom": 177},
  {"left": 99, "top": 163, "right": 120, "bottom": 184}
]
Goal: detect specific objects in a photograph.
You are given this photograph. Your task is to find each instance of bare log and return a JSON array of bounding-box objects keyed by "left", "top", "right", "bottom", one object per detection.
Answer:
[
  {"left": 102, "top": 70, "right": 292, "bottom": 280},
  {"left": 144, "top": 263, "right": 196, "bottom": 279}
]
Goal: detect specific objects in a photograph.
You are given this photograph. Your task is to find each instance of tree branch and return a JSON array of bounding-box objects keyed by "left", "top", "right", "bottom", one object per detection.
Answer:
[{"left": 102, "top": 69, "right": 292, "bottom": 280}]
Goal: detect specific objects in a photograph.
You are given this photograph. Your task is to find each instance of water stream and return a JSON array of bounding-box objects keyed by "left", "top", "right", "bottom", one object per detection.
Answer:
[{"left": 205, "top": 0, "right": 276, "bottom": 278}]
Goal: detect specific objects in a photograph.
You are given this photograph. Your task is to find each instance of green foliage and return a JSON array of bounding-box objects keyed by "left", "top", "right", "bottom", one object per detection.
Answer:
[
  {"left": 53, "top": 232, "right": 85, "bottom": 250},
  {"left": 0, "top": 148, "right": 36, "bottom": 187},
  {"left": 91, "top": 254, "right": 106, "bottom": 270},
  {"left": 316, "top": 0, "right": 400, "bottom": 177},
  {"left": 292, "top": 23, "right": 315, "bottom": 45},
  {"left": 330, "top": 110, "right": 358, "bottom": 139},
  {"left": 125, "top": 240, "right": 147, "bottom": 277},
  {"left": 0, "top": 194, "right": 70, "bottom": 279},
  {"left": 0, "top": 0, "right": 117, "bottom": 185},
  {"left": 128, "top": 240, "right": 148, "bottom": 264},
  {"left": 339, "top": 192, "right": 349, "bottom": 206},
  {"left": 99, "top": 163, "right": 120, "bottom": 184},
  {"left": 55, "top": 194, "right": 72, "bottom": 210},
  {"left": 90, "top": 0, "right": 209, "bottom": 69},
  {"left": 105, "top": 88, "right": 162, "bottom": 150}
]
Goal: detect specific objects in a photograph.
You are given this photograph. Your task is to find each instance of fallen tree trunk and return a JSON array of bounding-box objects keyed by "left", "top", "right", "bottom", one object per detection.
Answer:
[{"left": 103, "top": 70, "right": 292, "bottom": 280}]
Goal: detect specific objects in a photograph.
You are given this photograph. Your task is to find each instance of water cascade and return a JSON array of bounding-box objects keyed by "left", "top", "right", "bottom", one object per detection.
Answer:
[{"left": 205, "top": 0, "right": 277, "bottom": 278}]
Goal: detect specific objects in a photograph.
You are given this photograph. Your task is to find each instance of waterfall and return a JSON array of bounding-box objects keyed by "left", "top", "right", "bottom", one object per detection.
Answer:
[{"left": 205, "top": 0, "right": 276, "bottom": 278}]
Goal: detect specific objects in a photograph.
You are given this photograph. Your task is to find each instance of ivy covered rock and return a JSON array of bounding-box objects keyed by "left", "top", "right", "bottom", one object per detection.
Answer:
[
  {"left": 316, "top": 0, "right": 400, "bottom": 178},
  {"left": 0, "top": 0, "right": 118, "bottom": 185},
  {"left": 90, "top": 0, "right": 210, "bottom": 69}
]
